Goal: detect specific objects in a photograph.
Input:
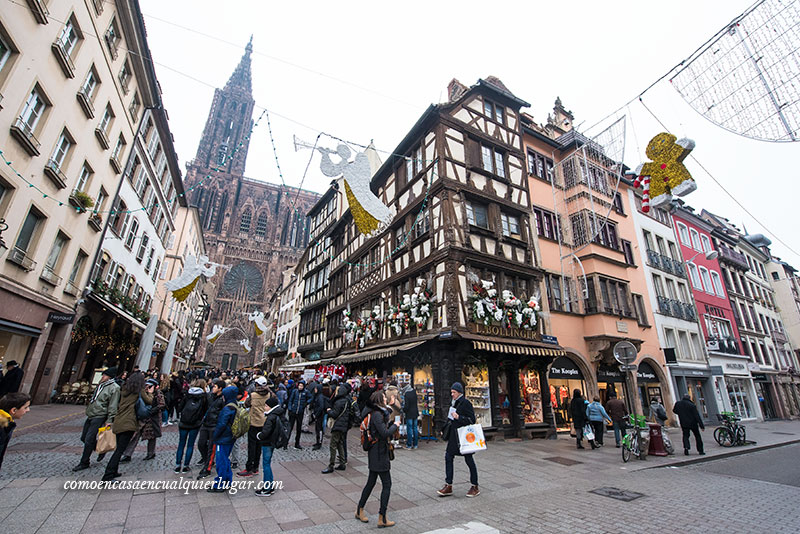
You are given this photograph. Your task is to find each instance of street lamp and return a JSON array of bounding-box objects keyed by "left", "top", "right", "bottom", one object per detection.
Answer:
[{"left": 685, "top": 249, "right": 719, "bottom": 263}]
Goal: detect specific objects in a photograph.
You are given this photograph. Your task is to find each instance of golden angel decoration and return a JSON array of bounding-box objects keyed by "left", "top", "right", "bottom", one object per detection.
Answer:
[
  {"left": 318, "top": 144, "right": 394, "bottom": 236},
  {"left": 248, "top": 311, "right": 268, "bottom": 336},
  {"left": 206, "top": 325, "right": 227, "bottom": 344},
  {"left": 164, "top": 255, "right": 228, "bottom": 302}
]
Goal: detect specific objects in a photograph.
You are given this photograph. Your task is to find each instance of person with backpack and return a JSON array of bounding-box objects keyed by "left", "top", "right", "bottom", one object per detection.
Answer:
[
  {"left": 437, "top": 383, "right": 480, "bottom": 499},
  {"left": 255, "top": 396, "right": 286, "bottom": 496},
  {"left": 322, "top": 384, "right": 351, "bottom": 473},
  {"left": 208, "top": 385, "right": 240, "bottom": 492},
  {"left": 355, "top": 390, "right": 398, "bottom": 528},
  {"left": 197, "top": 379, "right": 225, "bottom": 479},
  {"left": 241, "top": 376, "right": 271, "bottom": 477},
  {"left": 286, "top": 381, "right": 310, "bottom": 450},
  {"left": 174, "top": 381, "right": 208, "bottom": 473},
  {"left": 649, "top": 397, "right": 668, "bottom": 427},
  {"left": 103, "top": 372, "right": 145, "bottom": 481}
]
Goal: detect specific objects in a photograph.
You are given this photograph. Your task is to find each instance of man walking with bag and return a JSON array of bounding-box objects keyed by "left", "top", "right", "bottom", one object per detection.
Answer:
[
  {"left": 73, "top": 367, "right": 119, "bottom": 471},
  {"left": 437, "top": 382, "right": 479, "bottom": 498}
]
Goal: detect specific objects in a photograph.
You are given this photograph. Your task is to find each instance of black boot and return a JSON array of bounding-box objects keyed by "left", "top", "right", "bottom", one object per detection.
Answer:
[{"left": 321, "top": 465, "right": 334, "bottom": 474}]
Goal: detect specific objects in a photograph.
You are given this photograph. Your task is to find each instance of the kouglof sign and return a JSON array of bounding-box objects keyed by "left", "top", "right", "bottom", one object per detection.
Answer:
[{"left": 470, "top": 323, "right": 542, "bottom": 341}]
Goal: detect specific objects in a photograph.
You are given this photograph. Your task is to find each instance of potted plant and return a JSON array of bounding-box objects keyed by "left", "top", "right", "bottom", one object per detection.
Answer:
[{"left": 69, "top": 190, "right": 95, "bottom": 213}]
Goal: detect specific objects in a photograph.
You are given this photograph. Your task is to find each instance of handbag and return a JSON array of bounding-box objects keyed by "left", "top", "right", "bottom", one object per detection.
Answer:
[
  {"left": 583, "top": 423, "right": 595, "bottom": 441},
  {"left": 95, "top": 425, "right": 116, "bottom": 454},
  {"left": 135, "top": 395, "right": 150, "bottom": 420},
  {"left": 457, "top": 424, "right": 487, "bottom": 454},
  {"left": 441, "top": 420, "right": 452, "bottom": 441}
]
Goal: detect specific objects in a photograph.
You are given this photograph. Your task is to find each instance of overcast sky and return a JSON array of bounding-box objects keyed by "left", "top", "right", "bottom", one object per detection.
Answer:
[{"left": 139, "top": 0, "right": 800, "bottom": 264}]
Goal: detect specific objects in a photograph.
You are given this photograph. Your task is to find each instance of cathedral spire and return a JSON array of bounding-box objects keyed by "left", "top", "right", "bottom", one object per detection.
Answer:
[{"left": 224, "top": 36, "right": 253, "bottom": 95}]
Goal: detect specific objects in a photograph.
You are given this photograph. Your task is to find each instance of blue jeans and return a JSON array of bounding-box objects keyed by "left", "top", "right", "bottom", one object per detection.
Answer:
[
  {"left": 612, "top": 420, "right": 626, "bottom": 446},
  {"left": 261, "top": 445, "right": 274, "bottom": 485},
  {"left": 213, "top": 443, "right": 233, "bottom": 489},
  {"left": 176, "top": 428, "right": 199, "bottom": 467},
  {"left": 162, "top": 409, "right": 169, "bottom": 425},
  {"left": 406, "top": 418, "right": 419, "bottom": 448}
]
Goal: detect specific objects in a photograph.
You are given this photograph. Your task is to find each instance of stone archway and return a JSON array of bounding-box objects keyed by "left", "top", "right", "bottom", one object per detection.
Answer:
[
  {"left": 637, "top": 355, "right": 675, "bottom": 420},
  {"left": 547, "top": 348, "right": 598, "bottom": 397}
]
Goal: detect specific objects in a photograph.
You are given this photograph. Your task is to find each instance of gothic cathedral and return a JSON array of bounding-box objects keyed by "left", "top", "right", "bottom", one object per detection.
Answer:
[{"left": 184, "top": 38, "right": 319, "bottom": 368}]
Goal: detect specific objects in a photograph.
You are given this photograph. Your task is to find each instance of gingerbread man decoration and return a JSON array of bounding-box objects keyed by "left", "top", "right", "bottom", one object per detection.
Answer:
[{"left": 633, "top": 132, "right": 696, "bottom": 212}]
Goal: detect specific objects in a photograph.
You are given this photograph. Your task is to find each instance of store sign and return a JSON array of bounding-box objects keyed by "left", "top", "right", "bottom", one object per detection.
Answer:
[
  {"left": 598, "top": 365, "right": 625, "bottom": 382},
  {"left": 724, "top": 362, "right": 749, "bottom": 375},
  {"left": 710, "top": 365, "right": 724, "bottom": 376},
  {"left": 549, "top": 356, "right": 582, "bottom": 379},
  {"left": 747, "top": 362, "right": 760, "bottom": 372},
  {"left": 471, "top": 323, "right": 542, "bottom": 341},
  {"left": 751, "top": 373, "right": 768, "bottom": 381},
  {"left": 542, "top": 335, "right": 558, "bottom": 345},
  {"left": 47, "top": 312, "right": 75, "bottom": 324}
]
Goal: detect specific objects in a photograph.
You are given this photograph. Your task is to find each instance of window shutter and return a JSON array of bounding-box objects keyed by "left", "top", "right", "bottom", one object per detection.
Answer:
[{"left": 465, "top": 138, "right": 481, "bottom": 169}]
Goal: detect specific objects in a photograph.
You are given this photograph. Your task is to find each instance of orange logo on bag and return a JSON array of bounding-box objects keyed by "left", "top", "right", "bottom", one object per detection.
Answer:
[{"left": 466, "top": 432, "right": 476, "bottom": 443}]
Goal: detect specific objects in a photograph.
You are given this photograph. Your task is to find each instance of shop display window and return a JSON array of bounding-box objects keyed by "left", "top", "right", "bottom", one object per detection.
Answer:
[
  {"left": 497, "top": 370, "right": 512, "bottom": 426},
  {"left": 0, "top": 331, "right": 33, "bottom": 369},
  {"left": 462, "top": 364, "right": 492, "bottom": 427},
  {"left": 518, "top": 366, "right": 543, "bottom": 424},
  {"left": 599, "top": 383, "right": 627, "bottom": 411},
  {"left": 549, "top": 380, "right": 584, "bottom": 431},
  {"left": 687, "top": 380, "right": 708, "bottom": 418},
  {"left": 414, "top": 365, "right": 434, "bottom": 416},
  {"left": 726, "top": 378, "right": 753, "bottom": 419}
]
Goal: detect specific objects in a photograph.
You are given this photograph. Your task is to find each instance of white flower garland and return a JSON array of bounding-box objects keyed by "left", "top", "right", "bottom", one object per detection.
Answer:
[{"left": 470, "top": 279, "right": 539, "bottom": 329}]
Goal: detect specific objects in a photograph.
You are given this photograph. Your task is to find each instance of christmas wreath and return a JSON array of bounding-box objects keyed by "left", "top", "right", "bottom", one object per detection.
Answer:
[
  {"left": 387, "top": 279, "right": 437, "bottom": 335},
  {"left": 469, "top": 278, "right": 539, "bottom": 329},
  {"left": 343, "top": 306, "right": 383, "bottom": 348}
]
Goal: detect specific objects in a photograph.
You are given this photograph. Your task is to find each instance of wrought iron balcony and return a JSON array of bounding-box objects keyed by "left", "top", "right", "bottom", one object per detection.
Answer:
[
  {"left": 718, "top": 246, "right": 749, "bottom": 270},
  {"left": 76, "top": 86, "right": 95, "bottom": 118},
  {"left": 44, "top": 159, "right": 68, "bottom": 189},
  {"left": 95, "top": 126, "right": 110, "bottom": 149},
  {"left": 647, "top": 249, "right": 686, "bottom": 278},
  {"left": 10, "top": 116, "right": 41, "bottom": 156},
  {"left": 656, "top": 296, "right": 696, "bottom": 321},
  {"left": 707, "top": 336, "right": 740, "bottom": 355},
  {"left": 51, "top": 39, "right": 76, "bottom": 78}
]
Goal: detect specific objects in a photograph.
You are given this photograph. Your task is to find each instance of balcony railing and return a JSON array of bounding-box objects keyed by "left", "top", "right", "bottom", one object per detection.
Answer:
[
  {"left": 76, "top": 86, "right": 95, "bottom": 118},
  {"left": 43, "top": 159, "right": 68, "bottom": 189},
  {"left": 656, "top": 295, "right": 697, "bottom": 321},
  {"left": 707, "top": 336, "right": 740, "bottom": 355},
  {"left": 63, "top": 279, "right": 81, "bottom": 296},
  {"left": 773, "top": 329, "right": 789, "bottom": 345},
  {"left": 25, "top": 0, "right": 49, "bottom": 24},
  {"left": 51, "top": 39, "right": 76, "bottom": 78},
  {"left": 88, "top": 213, "right": 103, "bottom": 232},
  {"left": 109, "top": 152, "right": 122, "bottom": 173},
  {"left": 10, "top": 116, "right": 41, "bottom": 156},
  {"left": 647, "top": 249, "right": 686, "bottom": 278},
  {"left": 7, "top": 247, "right": 36, "bottom": 271},
  {"left": 718, "top": 246, "right": 750, "bottom": 270}
]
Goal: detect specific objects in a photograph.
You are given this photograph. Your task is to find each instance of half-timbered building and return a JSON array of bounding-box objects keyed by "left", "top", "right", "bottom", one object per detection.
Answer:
[{"left": 322, "top": 78, "right": 566, "bottom": 439}]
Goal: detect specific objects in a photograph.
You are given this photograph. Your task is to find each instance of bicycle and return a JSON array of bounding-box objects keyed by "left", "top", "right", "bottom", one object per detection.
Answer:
[
  {"left": 713, "top": 412, "right": 747, "bottom": 447},
  {"left": 621, "top": 414, "right": 648, "bottom": 462}
]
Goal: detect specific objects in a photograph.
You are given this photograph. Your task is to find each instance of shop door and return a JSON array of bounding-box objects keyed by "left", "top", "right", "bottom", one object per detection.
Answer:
[
  {"left": 687, "top": 380, "right": 708, "bottom": 419},
  {"left": 755, "top": 382, "right": 776, "bottom": 419},
  {"left": 496, "top": 368, "right": 514, "bottom": 434}
]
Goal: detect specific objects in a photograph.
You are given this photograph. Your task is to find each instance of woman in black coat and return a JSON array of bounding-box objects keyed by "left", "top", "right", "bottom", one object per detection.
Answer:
[
  {"left": 569, "top": 389, "right": 589, "bottom": 449},
  {"left": 355, "top": 391, "right": 397, "bottom": 528}
]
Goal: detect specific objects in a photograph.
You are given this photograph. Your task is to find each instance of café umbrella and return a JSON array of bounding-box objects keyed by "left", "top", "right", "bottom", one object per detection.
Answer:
[
  {"left": 134, "top": 314, "right": 158, "bottom": 371},
  {"left": 161, "top": 330, "right": 178, "bottom": 375}
]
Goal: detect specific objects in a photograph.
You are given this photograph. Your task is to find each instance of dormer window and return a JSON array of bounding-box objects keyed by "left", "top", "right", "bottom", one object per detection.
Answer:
[{"left": 483, "top": 99, "right": 504, "bottom": 124}]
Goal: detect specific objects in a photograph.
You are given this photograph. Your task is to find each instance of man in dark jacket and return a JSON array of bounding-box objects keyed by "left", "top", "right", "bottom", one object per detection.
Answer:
[
  {"left": 605, "top": 392, "right": 627, "bottom": 448},
  {"left": 322, "top": 384, "right": 351, "bottom": 473},
  {"left": 255, "top": 397, "right": 284, "bottom": 496},
  {"left": 197, "top": 379, "right": 225, "bottom": 479},
  {"left": 208, "top": 385, "right": 239, "bottom": 492},
  {"left": 175, "top": 385, "right": 207, "bottom": 473},
  {"left": 569, "top": 390, "right": 589, "bottom": 449},
  {"left": 286, "top": 381, "right": 310, "bottom": 449},
  {"left": 673, "top": 395, "right": 705, "bottom": 455},
  {"left": 437, "top": 383, "right": 480, "bottom": 498},
  {"left": 403, "top": 384, "right": 419, "bottom": 449},
  {"left": 310, "top": 381, "right": 329, "bottom": 450},
  {"left": 0, "top": 361, "right": 23, "bottom": 397}
]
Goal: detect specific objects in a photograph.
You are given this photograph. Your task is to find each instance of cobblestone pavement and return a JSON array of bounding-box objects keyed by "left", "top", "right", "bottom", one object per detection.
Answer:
[{"left": 1, "top": 406, "right": 799, "bottom": 533}]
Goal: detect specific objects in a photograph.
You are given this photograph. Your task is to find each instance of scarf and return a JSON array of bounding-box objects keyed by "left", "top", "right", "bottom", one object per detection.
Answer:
[{"left": 90, "top": 379, "right": 113, "bottom": 405}]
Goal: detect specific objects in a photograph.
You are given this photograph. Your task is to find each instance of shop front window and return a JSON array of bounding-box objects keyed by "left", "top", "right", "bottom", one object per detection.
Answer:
[
  {"left": 413, "top": 365, "right": 436, "bottom": 438},
  {"left": 726, "top": 378, "right": 753, "bottom": 419},
  {"left": 0, "top": 330, "right": 34, "bottom": 369},
  {"left": 496, "top": 370, "right": 512, "bottom": 426},
  {"left": 519, "top": 366, "right": 543, "bottom": 424},
  {"left": 687, "top": 380, "right": 708, "bottom": 418},
  {"left": 462, "top": 364, "right": 491, "bottom": 427},
  {"left": 548, "top": 356, "right": 586, "bottom": 431}
]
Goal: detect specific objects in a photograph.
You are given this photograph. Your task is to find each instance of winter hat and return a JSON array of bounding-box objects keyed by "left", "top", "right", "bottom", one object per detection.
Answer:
[
  {"left": 255, "top": 376, "right": 268, "bottom": 387},
  {"left": 266, "top": 396, "right": 279, "bottom": 408},
  {"left": 450, "top": 382, "right": 464, "bottom": 394},
  {"left": 102, "top": 366, "right": 118, "bottom": 378},
  {"left": 145, "top": 378, "right": 159, "bottom": 387}
]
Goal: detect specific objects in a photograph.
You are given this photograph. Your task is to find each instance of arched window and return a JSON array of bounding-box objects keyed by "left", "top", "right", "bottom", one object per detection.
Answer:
[
  {"left": 255, "top": 212, "right": 268, "bottom": 238},
  {"left": 240, "top": 208, "right": 252, "bottom": 233}
]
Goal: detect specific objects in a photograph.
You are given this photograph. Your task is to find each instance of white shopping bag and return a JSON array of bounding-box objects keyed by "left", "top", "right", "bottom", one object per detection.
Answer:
[{"left": 457, "top": 424, "right": 487, "bottom": 454}]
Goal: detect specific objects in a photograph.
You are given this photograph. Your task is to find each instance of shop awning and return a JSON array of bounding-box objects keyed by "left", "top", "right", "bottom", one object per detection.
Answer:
[
  {"left": 335, "top": 341, "right": 427, "bottom": 364},
  {"left": 472, "top": 340, "right": 565, "bottom": 357}
]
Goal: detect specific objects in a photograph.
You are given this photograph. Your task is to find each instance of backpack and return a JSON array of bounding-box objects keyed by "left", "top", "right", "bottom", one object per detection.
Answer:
[
  {"left": 228, "top": 402, "right": 250, "bottom": 439},
  {"left": 135, "top": 395, "right": 150, "bottom": 420},
  {"left": 273, "top": 416, "right": 290, "bottom": 449},
  {"left": 181, "top": 395, "right": 205, "bottom": 426},
  {"left": 360, "top": 413, "right": 378, "bottom": 451}
]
